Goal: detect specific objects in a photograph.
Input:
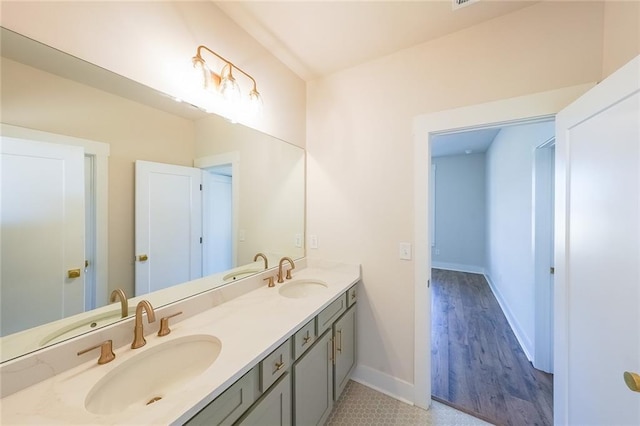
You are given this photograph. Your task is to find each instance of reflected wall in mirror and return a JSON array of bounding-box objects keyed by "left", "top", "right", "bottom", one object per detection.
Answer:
[{"left": 0, "top": 28, "right": 305, "bottom": 362}]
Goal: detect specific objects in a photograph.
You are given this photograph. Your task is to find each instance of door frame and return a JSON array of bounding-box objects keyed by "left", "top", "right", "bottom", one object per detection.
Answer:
[
  {"left": 411, "top": 83, "right": 594, "bottom": 410},
  {"left": 0, "top": 123, "right": 109, "bottom": 307},
  {"left": 195, "top": 152, "right": 240, "bottom": 269}
]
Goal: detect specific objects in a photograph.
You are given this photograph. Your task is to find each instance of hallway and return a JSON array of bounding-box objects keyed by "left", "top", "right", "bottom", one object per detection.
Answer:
[{"left": 431, "top": 269, "right": 553, "bottom": 426}]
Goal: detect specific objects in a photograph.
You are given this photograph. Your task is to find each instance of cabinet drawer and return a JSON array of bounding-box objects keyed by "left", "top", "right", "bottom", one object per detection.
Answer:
[
  {"left": 293, "top": 319, "right": 316, "bottom": 360},
  {"left": 186, "top": 366, "right": 259, "bottom": 426},
  {"left": 317, "top": 294, "right": 347, "bottom": 335},
  {"left": 347, "top": 284, "right": 357, "bottom": 307},
  {"left": 260, "top": 339, "right": 291, "bottom": 392}
]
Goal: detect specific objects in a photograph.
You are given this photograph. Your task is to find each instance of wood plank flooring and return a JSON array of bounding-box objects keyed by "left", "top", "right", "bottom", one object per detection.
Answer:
[{"left": 431, "top": 269, "right": 553, "bottom": 426}]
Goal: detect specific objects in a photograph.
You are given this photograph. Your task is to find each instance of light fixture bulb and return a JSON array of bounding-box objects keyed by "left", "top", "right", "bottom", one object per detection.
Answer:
[
  {"left": 249, "top": 89, "right": 263, "bottom": 117},
  {"left": 220, "top": 66, "right": 242, "bottom": 103},
  {"left": 192, "top": 56, "right": 212, "bottom": 90}
]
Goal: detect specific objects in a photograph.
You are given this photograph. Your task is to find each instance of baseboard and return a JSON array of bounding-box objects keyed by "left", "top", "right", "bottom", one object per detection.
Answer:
[
  {"left": 483, "top": 274, "right": 534, "bottom": 362},
  {"left": 431, "top": 262, "right": 485, "bottom": 274},
  {"left": 351, "top": 364, "right": 414, "bottom": 405}
]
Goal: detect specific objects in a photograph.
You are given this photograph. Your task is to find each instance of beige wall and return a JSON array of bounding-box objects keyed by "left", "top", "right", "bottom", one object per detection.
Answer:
[
  {"left": 194, "top": 115, "right": 305, "bottom": 266},
  {"left": 0, "top": 1, "right": 306, "bottom": 147},
  {"left": 306, "top": 1, "right": 605, "bottom": 388},
  {"left": 1, "top": 58, "right": 195, "bottom": 298},
  {"left": 602, "top": 0, "right": 640, "bottom": 78}
]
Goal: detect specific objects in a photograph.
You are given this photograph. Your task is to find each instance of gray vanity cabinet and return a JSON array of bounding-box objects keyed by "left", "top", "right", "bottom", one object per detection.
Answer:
[
  {"left": 292, "top": 330, "right": 333, "bottom": 425},
  {"left": 333, "top": 304, "right": 356, "bottom": 400},
  {"left": 236, "top": 373, "right": 292, "bottom": 426}
]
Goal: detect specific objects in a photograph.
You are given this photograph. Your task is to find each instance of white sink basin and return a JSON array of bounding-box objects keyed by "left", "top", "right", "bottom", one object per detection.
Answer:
[
  {"left": 39, "top": 308, "right": 136, "bottom": 347},
  {"left": 223, "top": 268, "right": 262, "bottom": 282},
  {"left": 85, "top": 334, "right": 221, "bottom": 415},
  {"left": 279, "top": 279, "right": 328, "bottom": 299}
]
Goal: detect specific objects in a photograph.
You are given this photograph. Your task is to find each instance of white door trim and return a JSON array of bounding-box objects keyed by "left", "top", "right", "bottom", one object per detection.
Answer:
[
  {"left": 0, "top": 123, "right": 109, "bottom": 307},
  {"left": 411, "top": 83, "right": 594, "bottom": 410}
]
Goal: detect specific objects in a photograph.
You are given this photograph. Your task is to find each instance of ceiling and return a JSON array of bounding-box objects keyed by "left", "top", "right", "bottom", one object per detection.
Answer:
[
  {"left": 431, "top": 127, "right": 500, "bottom": 157},
  {"left": 216, "top": 0, "right": 539, "bottom": 81}
]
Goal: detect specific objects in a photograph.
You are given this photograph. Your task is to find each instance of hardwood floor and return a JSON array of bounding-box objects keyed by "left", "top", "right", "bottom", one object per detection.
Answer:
[{"left": 431, "top": 269, "right": 553, "bottom": 426}]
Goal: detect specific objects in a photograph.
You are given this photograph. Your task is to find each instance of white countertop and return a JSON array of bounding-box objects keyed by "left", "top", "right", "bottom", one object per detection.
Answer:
[{"left": 0, "top": 262, "right": 360, "bottom": 425}]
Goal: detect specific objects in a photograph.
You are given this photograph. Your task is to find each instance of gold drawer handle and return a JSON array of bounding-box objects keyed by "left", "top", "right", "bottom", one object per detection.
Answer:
[
  {"left": 274, "top": 361, "right": 285, "bottom": 372},
  {"left": 302, "top": 331, "right": 312, "bottom": 346},
  {"left": 351, "top": 292, "right": 356, "bottom": 300}
]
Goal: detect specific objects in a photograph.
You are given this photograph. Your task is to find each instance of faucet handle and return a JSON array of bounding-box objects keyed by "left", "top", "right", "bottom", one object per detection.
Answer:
[
  {"left": 158, "top": 311, "right": 183, "bottom": 337},
  {"left": 77, "top": 340, "right": 115, "bottom": 365},
  {"left": 264, "top": 276, "right": 275, "bottom": 287},
  {"left": 285, "top": 268, "right": 293, "bottom": 280}
]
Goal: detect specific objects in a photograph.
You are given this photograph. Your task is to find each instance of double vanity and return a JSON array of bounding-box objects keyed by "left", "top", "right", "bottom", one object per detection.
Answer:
[{"left": 0, "top": 259, "right": 360, "bottom": 425}]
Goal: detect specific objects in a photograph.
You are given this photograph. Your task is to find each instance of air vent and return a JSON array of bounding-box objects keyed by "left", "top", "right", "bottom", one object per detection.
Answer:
[{"left": 453, "top": 0, "right": 480, "bottom": 10}]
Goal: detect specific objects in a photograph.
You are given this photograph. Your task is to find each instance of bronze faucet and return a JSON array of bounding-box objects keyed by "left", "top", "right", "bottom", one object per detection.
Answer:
[
  {"left": 277, "top": 257, "right": 295, "bottom": 283},
  {"left": 110, "top": 288, "right": 128, "bottom": 318},
  {"left": 254, "top": 252, "right": 268, "bottom": 269},
  {"left": 132, "top": 300, "right": 156, "bottom": 349}
]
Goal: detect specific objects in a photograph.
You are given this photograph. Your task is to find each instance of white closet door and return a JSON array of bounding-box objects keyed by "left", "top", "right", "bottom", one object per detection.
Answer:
[
  {"left": 135, "top": 160, "right": 202, "bottom": 296},
  {"left": 1, "top": 137, "right": 85, "bottom": 336},
  {"left": 555, "top": 55, "right": 640, "bottom": 425}
]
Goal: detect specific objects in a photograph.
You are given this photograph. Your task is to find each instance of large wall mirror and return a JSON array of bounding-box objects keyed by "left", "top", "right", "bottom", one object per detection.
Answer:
[{"left": 0, "top": 28, "right": 305, "bottom": 362}]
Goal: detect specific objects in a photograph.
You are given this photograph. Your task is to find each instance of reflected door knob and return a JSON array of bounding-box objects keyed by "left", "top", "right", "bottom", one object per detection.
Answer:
[
  {"left": 624, "top": 371, "right": 640, "bottom": 392},
  {"left": 138, "top": 254, "right": 149, "bottom": 262},
  {"left": 67, "top": 268, "right": 81, "bottom": 279}
]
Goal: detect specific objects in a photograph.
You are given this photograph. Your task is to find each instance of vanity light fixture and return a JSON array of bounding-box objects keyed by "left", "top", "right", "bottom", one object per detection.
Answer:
[{"left": 192, "top": 45, "right": 263, "bottom": 116}]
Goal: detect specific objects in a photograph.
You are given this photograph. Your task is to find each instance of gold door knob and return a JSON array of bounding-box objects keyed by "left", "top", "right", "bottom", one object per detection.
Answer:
[
  {"left": 67, "top": 268, "right": 81, "bottom": 279},
  {"left": 624, "top": 371, "right": 640, "bottom": 392},
  {"left": 138, "top": 254, "right": 149, "bottom": 262}
]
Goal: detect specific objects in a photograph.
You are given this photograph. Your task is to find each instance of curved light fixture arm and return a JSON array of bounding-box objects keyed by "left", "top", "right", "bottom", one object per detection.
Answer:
[{"left": 195, "top": 45, "right": 258, "bottom": 92}]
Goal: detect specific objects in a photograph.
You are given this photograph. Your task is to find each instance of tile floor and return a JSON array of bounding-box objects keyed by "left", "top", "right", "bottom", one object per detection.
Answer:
[{"left": 326, "top": 381, "right": 493, "bottom": 425}]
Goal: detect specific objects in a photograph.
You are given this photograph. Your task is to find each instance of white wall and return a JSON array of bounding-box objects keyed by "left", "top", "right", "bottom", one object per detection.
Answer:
[
  {"left": 431, "top": 153, "right": 486, "bottom": 273},
  {"left": 485, "top": 121, "right": 554, "bottom": 359},
  {"left": 0, "top": 1, "right": 306, "bottom": 147},
  {"left": 307, "top": 1, "right": 604, "bottom": 398}
]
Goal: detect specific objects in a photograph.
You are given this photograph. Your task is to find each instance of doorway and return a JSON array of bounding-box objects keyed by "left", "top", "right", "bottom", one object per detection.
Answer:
[
  {"left": 411, "top": 84, "right": 594, "bottom": 411},
  {"left": 428, "top": 121, "right": 555, "bottom": 424}
]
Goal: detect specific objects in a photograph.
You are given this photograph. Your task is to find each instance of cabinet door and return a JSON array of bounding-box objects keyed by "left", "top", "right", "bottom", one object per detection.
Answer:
[
  {"left": 292, "top": 331, "right": 333, "bottom": 425},
  {"left": 237, "top": 373, "right": 291, "bottom": 426},
  {"left": 333, "top": 305, "right": 356, "bottom": 400}
]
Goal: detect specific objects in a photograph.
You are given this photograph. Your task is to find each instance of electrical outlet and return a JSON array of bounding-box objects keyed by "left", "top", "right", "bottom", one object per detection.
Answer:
[
  {"left": 399, "top": 242, "right": 412, "bottom": 260},
  {"left": 310, "top": 234, "right": 318, "bottom": 249}
]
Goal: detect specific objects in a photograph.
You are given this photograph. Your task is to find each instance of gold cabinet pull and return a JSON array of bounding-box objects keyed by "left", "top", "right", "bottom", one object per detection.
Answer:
[
  {"left": 274, "top": 361, "right": 285, "bottom": 371},
  {"left": 67, "top": 268, "right": 81, "bottom": 279},
  {"left": 302, "top": 331, "right": 312, "bottom": 346},
  {"left": 336, "top": 329, "right": 342, "bottom": 353},
  {"left": 624, "top": 371, "right": 640, "bottom": 392},
  {"left": 138, "top": 254, "right": 148, "bottom": 262}
]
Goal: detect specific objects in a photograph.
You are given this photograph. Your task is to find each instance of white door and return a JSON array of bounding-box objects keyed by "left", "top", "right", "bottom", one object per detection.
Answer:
[
  {"left": 135, "top": 160, "right": 202, "bottom": 296},
  {"left": 1, "top": 137, "right": 85, "bottom": 336},
  {"left": 555, "top": 56, "right": 640, "bottom": 425},
  {"left": 202, "top": 172, "right": 233, "bottom": 276}
]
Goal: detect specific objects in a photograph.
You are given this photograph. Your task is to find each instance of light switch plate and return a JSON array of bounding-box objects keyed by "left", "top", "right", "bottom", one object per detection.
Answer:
[
  {"left": 295, "top": 233, "right": 302, "bottom": 248},
  {"left": 239, "top": 229, "right": 246, "bottom": 242},
  {"left": 399, "top": 242, "right": 412, "bottom": 260},
  {"left": 310, "top": 235, "right": 318, "bottom": 249}
]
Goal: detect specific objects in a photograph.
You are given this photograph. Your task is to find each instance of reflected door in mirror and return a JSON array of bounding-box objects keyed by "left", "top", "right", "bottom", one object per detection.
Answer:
[
  {"left": 1, "top": 138, "right": 85, "bottom": 336},
  {"left": 135, "top": 160, "right": 203, "bottom": 296}
]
